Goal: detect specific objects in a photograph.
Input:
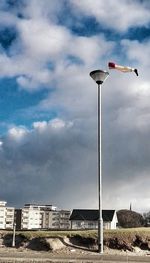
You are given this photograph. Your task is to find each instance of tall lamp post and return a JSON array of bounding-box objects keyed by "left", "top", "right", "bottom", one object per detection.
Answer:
[{"left": 90, "top": 70, "right": 109, "bottom": 253}]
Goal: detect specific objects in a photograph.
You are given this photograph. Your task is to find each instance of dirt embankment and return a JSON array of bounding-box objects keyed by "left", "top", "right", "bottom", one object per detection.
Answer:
[
  {"left": 0, "top": 230, "right": 150, "bottom": 252},
  {"left": 2, "top": 234, "right": 92, "bottom": 251},
  {"left": 104, "top": 234, "right": 150, "bottom": 251}
]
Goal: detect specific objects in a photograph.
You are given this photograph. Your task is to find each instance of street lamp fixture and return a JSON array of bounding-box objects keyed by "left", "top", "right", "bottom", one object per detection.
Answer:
[
  {"left": 90, "top": 69, "right": 109, "bottom": 253},
  {"left": 90, "top": 70, "right": 109, "bottom": 84}
]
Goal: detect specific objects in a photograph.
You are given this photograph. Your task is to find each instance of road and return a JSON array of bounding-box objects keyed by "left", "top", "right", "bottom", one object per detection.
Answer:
[{"left": 0, "top": 251, "right": 150, "bottom": 263}]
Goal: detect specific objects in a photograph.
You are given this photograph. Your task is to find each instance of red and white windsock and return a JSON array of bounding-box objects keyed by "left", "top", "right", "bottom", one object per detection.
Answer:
[{"left": 108, "top": 62, "right": 138, "bottom": 76}]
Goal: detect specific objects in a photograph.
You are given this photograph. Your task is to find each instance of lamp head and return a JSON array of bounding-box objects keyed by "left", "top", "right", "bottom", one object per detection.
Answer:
[{"left": 90, "top": 70, "right": 109, "bottom": 84}]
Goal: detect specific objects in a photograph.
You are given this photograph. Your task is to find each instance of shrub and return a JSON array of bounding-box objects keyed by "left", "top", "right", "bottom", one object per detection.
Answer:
[{"left": 117, "top": 210, "right": 144, "bottom": 228}]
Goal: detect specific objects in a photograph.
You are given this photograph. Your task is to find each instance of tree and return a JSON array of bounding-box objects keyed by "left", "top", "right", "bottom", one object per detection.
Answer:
[
  {"left": 143, "top": 211, "right": 150, "bottom": 227},
  {"left": 117, "top": 209, "right": 144, "bottom": 228}
]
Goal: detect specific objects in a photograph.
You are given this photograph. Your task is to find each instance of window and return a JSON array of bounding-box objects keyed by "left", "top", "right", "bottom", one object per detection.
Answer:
[{"left": 75, "top": 222, "right": 82, "bottom": 227}]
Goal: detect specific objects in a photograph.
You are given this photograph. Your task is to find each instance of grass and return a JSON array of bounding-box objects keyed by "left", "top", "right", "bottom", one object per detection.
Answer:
[
  {"left": 1, "top": 227, "right": 150, "bottom": 240},
  {"left": 16, "top": 229, "right": 98, "bottom": 239},
  {"left": 104, "top": 227, "right": 150, "bottom": 237}
]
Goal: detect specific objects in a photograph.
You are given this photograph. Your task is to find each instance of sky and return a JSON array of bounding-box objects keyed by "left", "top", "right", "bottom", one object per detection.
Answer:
[{"left": 0, "top": 0, "right": 150, "bottom": 212}]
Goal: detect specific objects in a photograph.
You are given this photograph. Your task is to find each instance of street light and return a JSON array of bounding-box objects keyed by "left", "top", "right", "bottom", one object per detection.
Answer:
[
  {"left": 90, "top": 70, "right": 109, "bottom": 253},
  {"left": 12, "top": 222, "right": 16, "bottom": 247}
]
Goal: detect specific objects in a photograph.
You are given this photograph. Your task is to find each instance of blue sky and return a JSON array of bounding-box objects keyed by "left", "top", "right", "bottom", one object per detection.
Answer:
[{"left": 0, "top": 0, "right": 150, "bottom": 212}]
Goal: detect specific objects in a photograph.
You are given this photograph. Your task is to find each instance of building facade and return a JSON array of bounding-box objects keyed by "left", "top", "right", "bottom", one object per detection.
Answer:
[
  {"left": 59, "top": 210, "right": 71, "bottom": 229},
  {"left": 70, "top": 209, "right": 118, "bottom": 230},
  {"left": 0, "top": 201, "right": 14, "bottom": 229},
  {"left": 20, "top": 204, "right": 57, "bottom": 229},
  {"left": 15, "top": 204, "right": 71, "bottom": 230},
  {"left": 42, "top": 209, "right": 71, "bottom": 229}
]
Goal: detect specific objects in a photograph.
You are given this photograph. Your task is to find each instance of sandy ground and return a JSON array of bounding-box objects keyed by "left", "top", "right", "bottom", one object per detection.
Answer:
[
  {"left": 0, "top": 242, "right": 150, "bottom": 256},
  {"left": 0, "top": 245, "right": 150, "bottom": 262}
]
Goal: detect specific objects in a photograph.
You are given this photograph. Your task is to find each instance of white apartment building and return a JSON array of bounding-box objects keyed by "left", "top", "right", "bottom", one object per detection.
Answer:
[
  {"left": 20, "top": 204, "right": 71, "bottom": 230},
  {"left": 21, "top": 204, "right": 57, "bottom": 229},
  {"left": 0, "top": 201, "right": 14, "bottom": 229},
  {"left": 21, "top": 206, "right": 42, "bottom": 229}
]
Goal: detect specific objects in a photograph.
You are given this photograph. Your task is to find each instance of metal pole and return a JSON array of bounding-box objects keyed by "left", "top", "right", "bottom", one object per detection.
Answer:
[
  {"left": 98, "top": 83, "right": 103, "bottom": 253},
  {"left": 12, "top": 223, "right": 16, "bottom": 247}
]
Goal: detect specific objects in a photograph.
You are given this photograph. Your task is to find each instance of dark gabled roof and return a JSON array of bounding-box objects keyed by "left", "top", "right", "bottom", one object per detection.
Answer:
[{"left": 70, "top": 209, "right": 115, "bottom": 222}]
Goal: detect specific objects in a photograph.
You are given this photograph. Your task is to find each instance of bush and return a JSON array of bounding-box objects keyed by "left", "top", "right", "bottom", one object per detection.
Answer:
[{"left": 117, "top": 210, "right": 144, "bottom": 228}]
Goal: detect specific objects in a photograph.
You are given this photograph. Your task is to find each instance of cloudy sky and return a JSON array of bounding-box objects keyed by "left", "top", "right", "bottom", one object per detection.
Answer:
[{"left": 0, "top": 0, "right": 150, "bottom": 212}]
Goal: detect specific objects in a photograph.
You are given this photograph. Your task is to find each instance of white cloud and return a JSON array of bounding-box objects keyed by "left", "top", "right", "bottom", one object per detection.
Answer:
[
  {"left": 23, "top": 0, "right": 64, "bottom": 21},
  {"left": 33, "top": 121, "right": 47, "bottom": 131},
  {"left": 0, "top": 0, "right": 115, "bottom": 90},
  {"left": 33, "top": 119, "right": 73, "bottom": 131},
  {"left": 18, "top": 19, "right": 71, "bottom": 61},
  {"left": 121, "top": 39, "right": 150, "bottom": 68},
  {"left": 49, "top": 118, "right": 66, "bottom": 129},
  {"left": 49, "top": 118, "right": 73, "bottom": 129},
  {"left": 69, "top": 35, "right": 114, "bottom": 65},
  {"left": 8, "top": 126, "right": 28, "bottom": 140},
  {"left": 70, "top": 0, "right": 150, "bottom": 32}
]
